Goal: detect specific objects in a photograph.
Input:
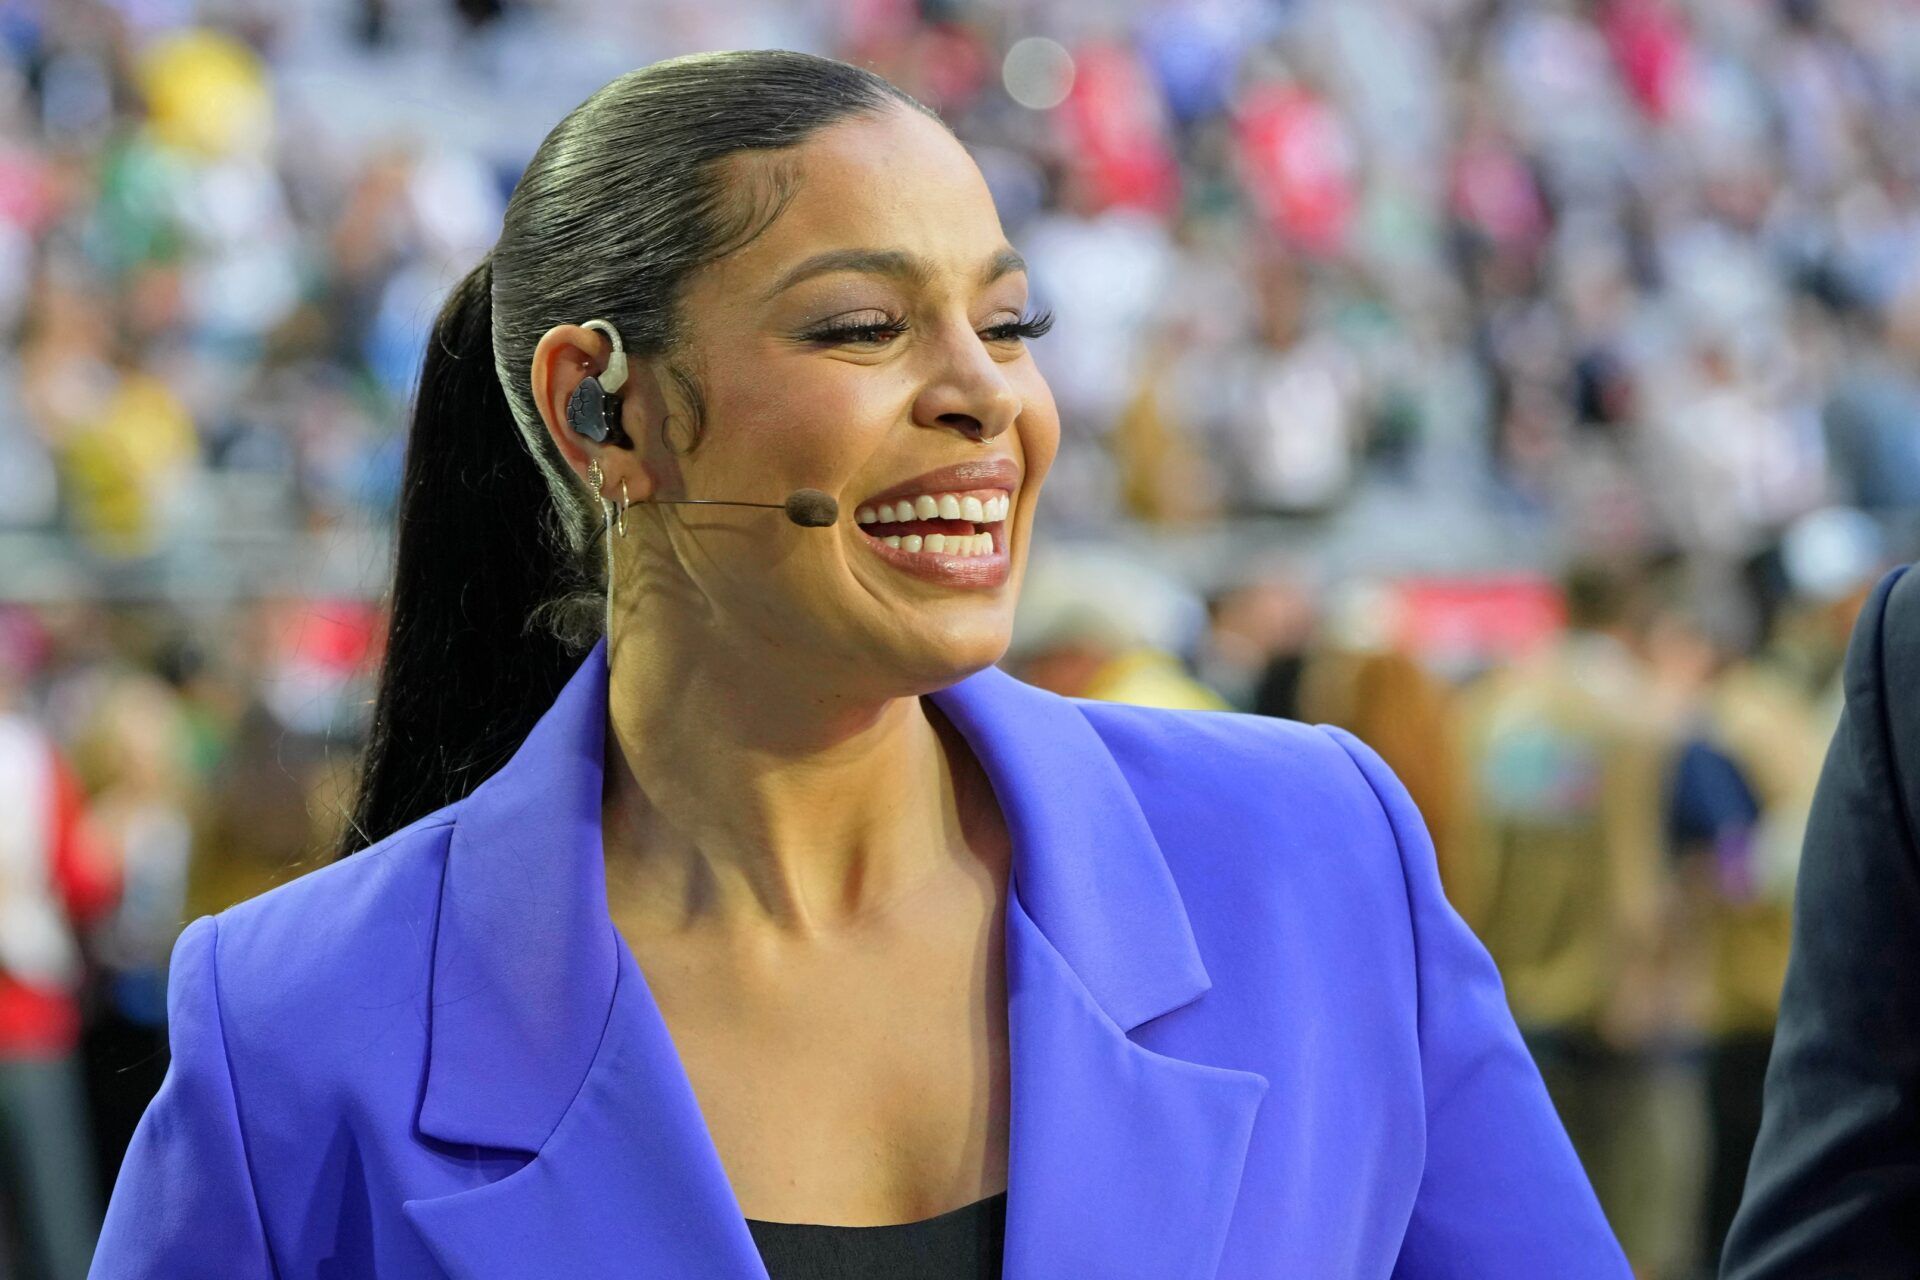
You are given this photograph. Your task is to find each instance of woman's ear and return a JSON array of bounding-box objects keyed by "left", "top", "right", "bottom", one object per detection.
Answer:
[
  {"left": 531, "top": 323, "right": 665, "bottom": 502},
  {"left": 532, "top": 323, "right": 610, "bottom": 462}
]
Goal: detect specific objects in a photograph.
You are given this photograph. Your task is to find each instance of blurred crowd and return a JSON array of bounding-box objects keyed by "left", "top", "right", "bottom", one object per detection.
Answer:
[
  {"left": 8, "top": 0, "right": 1920, "bottom": 564},
  {"left": 5, "top": 0, "right": 1920, "bottom": 1276}
]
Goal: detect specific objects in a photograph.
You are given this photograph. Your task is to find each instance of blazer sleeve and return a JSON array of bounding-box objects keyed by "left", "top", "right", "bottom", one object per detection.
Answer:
[
  {"left": 90, "top": 914, "right": 277, "bottom": 1279},
  {"left": 1320, "top": 726, "right": 1632, "bottom": 1279},
  {"left": 1720, "top": 564, "right": 1920, "bottom": 1279}
]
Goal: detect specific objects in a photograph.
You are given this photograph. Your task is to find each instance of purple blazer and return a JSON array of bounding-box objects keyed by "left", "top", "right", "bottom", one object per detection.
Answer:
[{"left": 92, "top": 636, "right": 1629, "bottom": 1278}]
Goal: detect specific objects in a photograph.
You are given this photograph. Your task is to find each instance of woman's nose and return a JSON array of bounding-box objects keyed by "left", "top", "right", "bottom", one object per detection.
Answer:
[{"left": 910, "top": 335, "right": 1020, "bottom": 441}]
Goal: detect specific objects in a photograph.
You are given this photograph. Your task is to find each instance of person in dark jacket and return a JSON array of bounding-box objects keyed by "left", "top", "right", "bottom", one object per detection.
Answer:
[{"left": 1721, "top": 561, "right": 1920, "bottom": 1278}]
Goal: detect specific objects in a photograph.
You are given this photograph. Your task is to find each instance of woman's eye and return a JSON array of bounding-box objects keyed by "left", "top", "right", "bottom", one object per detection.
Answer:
[
  {"left": 981, "top": 309, "right": 1055, "bottom": 344},
  {"left": 802, "top": 307, "right": 1053, "bottom": 348},
  {"left": 805, "top": 316, "right": 908, "bottom": 346}
]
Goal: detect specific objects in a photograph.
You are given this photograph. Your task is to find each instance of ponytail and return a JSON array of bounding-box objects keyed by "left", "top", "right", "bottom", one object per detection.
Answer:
[{"left": 337, "top": 256, "right": 589, "bottom": 857}]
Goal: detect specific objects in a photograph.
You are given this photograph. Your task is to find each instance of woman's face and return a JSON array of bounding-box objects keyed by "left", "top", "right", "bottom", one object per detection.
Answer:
[{"left": 602, "top": 104, "right": 1059, "bottom": 695}]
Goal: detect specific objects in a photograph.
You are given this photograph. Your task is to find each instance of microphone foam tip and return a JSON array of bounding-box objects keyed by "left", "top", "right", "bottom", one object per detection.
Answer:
[{"left": 785, "top": 488, "right": 839, "bottom": 527}]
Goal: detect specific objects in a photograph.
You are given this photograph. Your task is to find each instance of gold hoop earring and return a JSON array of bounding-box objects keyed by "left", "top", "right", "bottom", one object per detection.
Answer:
[{"left": 617, "top": 479, "right": 630, "bottom": 538}]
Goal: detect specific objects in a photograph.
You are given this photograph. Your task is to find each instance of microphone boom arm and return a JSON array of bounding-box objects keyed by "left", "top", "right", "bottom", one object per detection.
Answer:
[{"left": 637, "top": 488, "right": 840, "bottom": 527}]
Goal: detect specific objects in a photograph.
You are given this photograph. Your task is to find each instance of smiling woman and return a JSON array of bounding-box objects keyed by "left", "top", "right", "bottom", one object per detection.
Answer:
[{"left": 92, "top": 49, "right": 1631, "bottom": 1280}]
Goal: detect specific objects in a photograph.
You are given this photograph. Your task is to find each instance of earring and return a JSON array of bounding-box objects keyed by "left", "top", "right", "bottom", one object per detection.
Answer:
[
  {"left": 616, "top": 479, "right": 630, "bottom": 538},
  {"left": 586, "top": 458, "right": 608, "bottom": 522}
]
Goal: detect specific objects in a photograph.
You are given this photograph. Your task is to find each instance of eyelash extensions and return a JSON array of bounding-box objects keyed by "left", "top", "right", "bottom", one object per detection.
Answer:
[{"left": 804, "top": 308, "right": 1055, "bottom": 347}]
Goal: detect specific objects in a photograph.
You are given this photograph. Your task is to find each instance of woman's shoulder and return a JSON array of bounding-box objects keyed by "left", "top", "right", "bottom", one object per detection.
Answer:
[
  {"left": 1067, "top": 695, "right": 1404, "bottom": 827},
  {"left": 1071, "top": 699, "right": 1436, "bottom": 1078},
  {"left": 210, "top": 804, "right": 458, "bottom": 956},
  {"left": 1065, "top": 696, "right": 1430, "bottom": 941},
  {"left": 183, "top": 804, "right": 463, "bottom": 1068},
  {"left": 1069, "top": 694, "right": 1334, "bottom": 761}
]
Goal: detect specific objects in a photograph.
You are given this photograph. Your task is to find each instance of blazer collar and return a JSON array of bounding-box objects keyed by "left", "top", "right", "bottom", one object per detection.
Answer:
[{"left": 406, "top": 636, "right": 1266, "bottom": 1278}]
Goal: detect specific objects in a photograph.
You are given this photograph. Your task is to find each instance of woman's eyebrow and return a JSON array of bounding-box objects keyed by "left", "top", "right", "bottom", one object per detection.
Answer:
[{"left": 761, "top": 246, "right": 1026, "bottom": 300}]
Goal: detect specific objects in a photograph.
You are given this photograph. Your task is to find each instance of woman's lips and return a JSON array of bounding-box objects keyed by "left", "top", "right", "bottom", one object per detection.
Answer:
[{"left": 854, "top": 516, "right": 1011, "bottom": 588}]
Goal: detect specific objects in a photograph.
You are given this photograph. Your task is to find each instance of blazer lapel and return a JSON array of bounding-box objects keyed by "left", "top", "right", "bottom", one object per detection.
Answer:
[
  {"left": 403, "top": 939, "right": 772, "bottom": 1278},
  {"left": 400, "top": 635, "right": 765, "bottom": 1278},
  {"left": 401, "top": 639, "right": 1267, "bottom": 1279},
  {"left": 939, "top": 665, "right": 1270, "bottom": 1280}
]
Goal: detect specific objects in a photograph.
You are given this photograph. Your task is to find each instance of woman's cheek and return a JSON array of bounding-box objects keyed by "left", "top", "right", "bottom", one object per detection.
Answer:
[
  {"left": 1012, "top": 370, "right": 1061, "bottom": 475},
  {"left": 772, "top": 367, "right": 903, "bottom": 466}
]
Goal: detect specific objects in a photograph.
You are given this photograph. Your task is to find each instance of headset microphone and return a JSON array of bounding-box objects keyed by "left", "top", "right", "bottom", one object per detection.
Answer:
[
  {"left": 640, "top": 488, "right": 840, "bottom": 527},
  {"left": 567, "top": 318, "right": 839, "bottom": 529}
]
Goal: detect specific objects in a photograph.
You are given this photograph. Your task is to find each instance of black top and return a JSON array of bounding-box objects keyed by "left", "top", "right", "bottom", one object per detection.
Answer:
[
  {"left": 744, "top": 1190, "right": 1007, "bottom": 1280},
  {"left": 1721, "top": 563, "right": 1920, "bottom": 1280}
]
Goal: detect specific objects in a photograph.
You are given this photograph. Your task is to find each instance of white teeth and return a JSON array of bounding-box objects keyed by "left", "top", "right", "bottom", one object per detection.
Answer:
[
  {"left": 872, "top": 529, "right": 996, "bottom": 556},
  {"left": 854, "top": 489, "right": 1016, "bottom": 526}
]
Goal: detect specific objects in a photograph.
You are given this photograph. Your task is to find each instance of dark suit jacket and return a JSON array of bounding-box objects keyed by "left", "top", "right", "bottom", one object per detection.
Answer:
[{"left": 1722, "top": 563, "right": 1920, "bottom": 1278}]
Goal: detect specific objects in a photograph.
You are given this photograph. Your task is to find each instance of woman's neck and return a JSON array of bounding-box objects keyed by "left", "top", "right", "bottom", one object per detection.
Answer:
[{"left": 598, "top": 640, "right": 992, "bottom": 943}]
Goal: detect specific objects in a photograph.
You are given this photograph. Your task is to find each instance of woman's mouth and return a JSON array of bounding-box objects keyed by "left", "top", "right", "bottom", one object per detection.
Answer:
[{"left": 852, "top": 487, "right": 1012, "bottom": 588}]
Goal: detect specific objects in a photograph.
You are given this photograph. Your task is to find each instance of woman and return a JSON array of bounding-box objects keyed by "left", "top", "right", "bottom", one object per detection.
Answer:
[{"left": 91, "top": 51, "right": 1628, "bottom": 1279}]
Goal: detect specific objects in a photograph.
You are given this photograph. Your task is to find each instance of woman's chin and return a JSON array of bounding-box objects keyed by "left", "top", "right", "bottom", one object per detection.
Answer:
[{"left": 872, "top": 624, "right": 1013, "bottom": 691}]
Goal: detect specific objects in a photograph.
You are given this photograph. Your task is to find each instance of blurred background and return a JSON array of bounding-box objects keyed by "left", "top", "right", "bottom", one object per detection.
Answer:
[{"left": 3, "top": 0, "right": 1919, "bottom": 1276}]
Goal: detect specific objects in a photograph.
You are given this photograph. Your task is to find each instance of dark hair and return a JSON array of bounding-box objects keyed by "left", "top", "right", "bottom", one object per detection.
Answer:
[{"left": 338, "top": 51, "right": 935, "bottom": 857}]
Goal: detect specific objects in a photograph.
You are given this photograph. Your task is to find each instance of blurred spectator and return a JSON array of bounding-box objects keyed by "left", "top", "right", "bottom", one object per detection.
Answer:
[
  {"left": 1197, "top": 251, "right": 1372, "bottom": 515},
  {"left": 0, "top": 647, "right": 119, "bottom": 1280},
  {"left": 1651, "top": 590, "right": 1834, "bottom": 1272},
  {"left": 1450, "top": 561, "right": 1694, "bottom": 1277},
  {"left": 1010, "top": 549, "right": 1228, "bottom": 709},
  {"left": 1197, "top": 561, "right": 1320, "bottom": 715},
  {"left": 1821, "top": 273, "right": 1920, "bottom": 513},
  {"left": 184, "top": 598, "right": 375, "bottom": 919},
  {"left": 1298, "top": 581, "right": 1467, "bottom": 897},
  {"left": 68, "top": 670, "right": 194, "bottom": 1196}
]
